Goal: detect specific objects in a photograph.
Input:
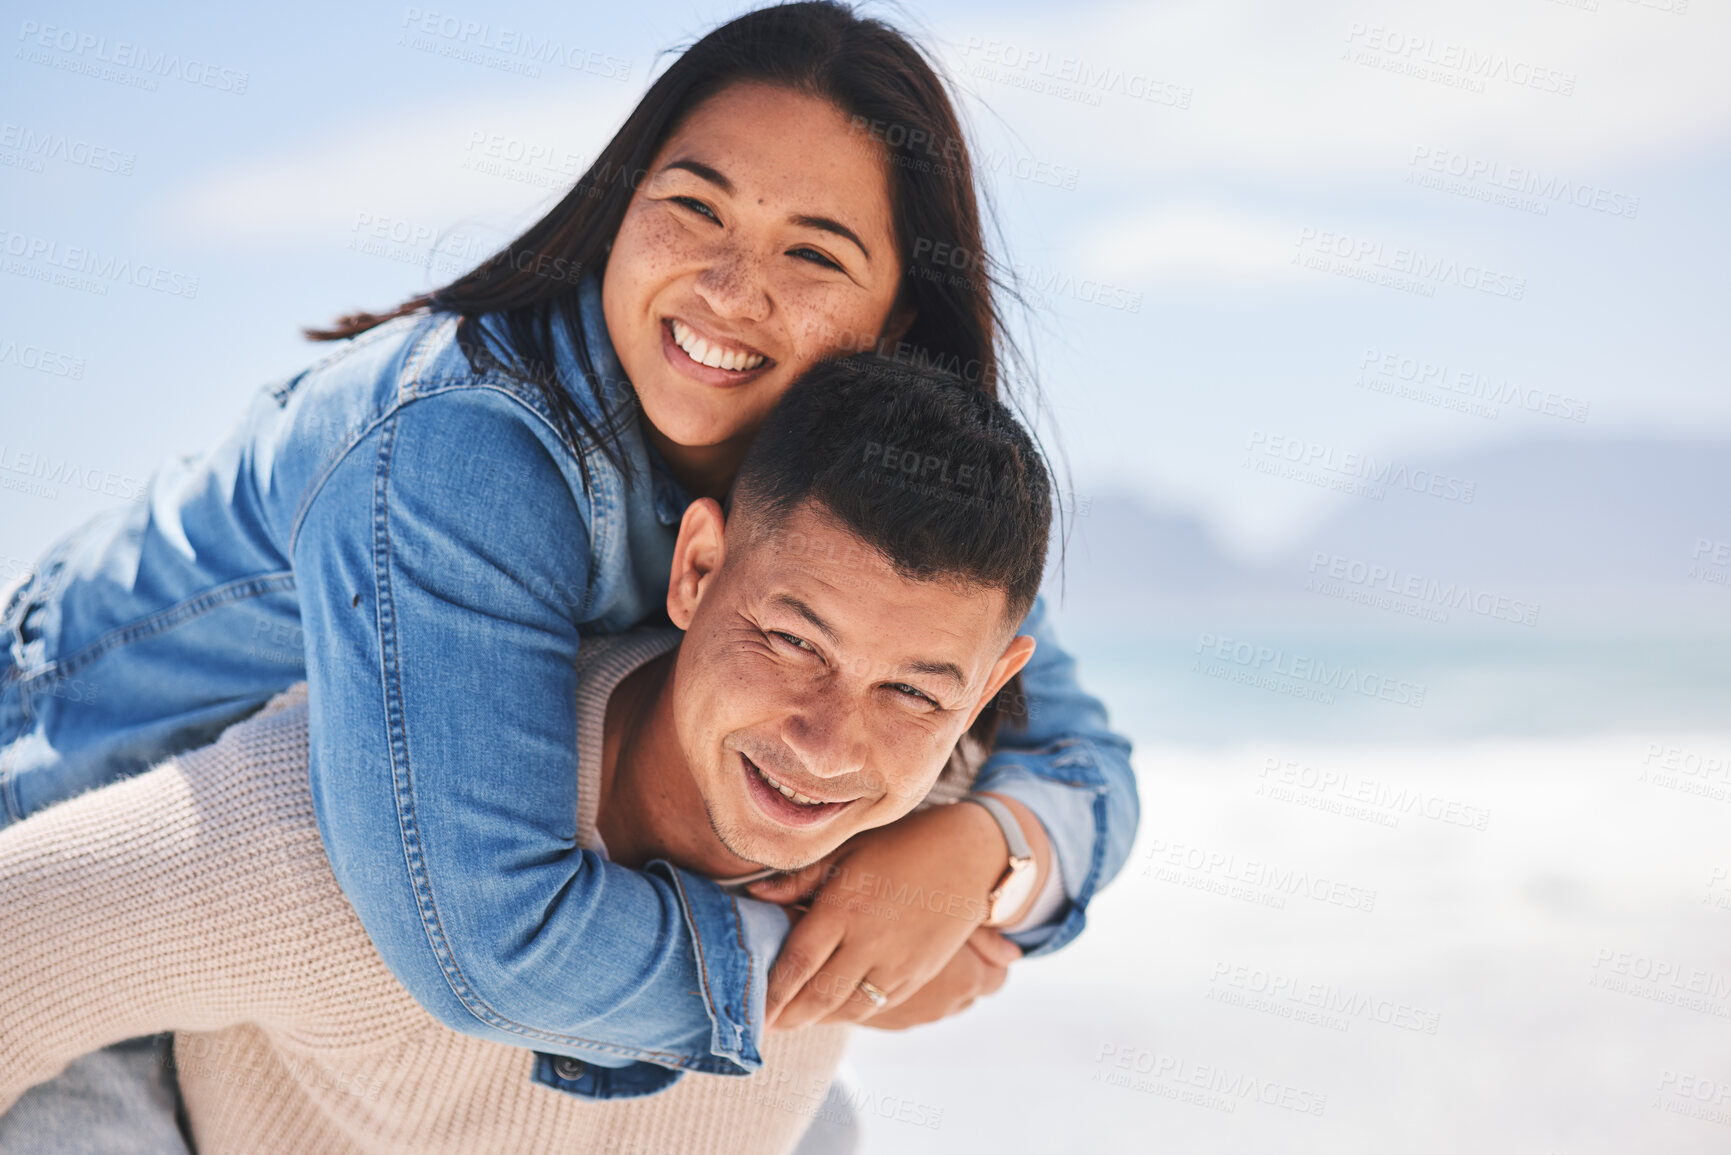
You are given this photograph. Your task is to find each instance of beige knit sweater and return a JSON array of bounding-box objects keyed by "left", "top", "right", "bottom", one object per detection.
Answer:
[{"left": 0, "top": 630, "right": 883, "bottom": 1155}]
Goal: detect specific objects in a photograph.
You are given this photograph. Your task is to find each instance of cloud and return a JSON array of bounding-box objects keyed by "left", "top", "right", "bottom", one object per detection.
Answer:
[
  {"left": 157, "top": 0, "right": 1731, "bottom": 264},
  {"left": 153, "top": 83, "right": 641, "bottom": 249},
  {"left": 935, "top": 0, "right": 1731, "bottom": 185}
]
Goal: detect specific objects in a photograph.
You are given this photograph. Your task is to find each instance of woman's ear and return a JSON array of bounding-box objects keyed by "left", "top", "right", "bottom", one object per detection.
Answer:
[
  {"left": 881, "top": 299, "right": 917, "bottom": 344},
  {"left": 667, "top": 497, "right": 728, "bottom": 629}
]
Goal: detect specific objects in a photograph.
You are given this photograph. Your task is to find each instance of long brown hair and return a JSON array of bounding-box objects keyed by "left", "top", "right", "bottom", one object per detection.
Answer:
[{"left": 305, "top": 1, "right": 1019, "bottom": 492}]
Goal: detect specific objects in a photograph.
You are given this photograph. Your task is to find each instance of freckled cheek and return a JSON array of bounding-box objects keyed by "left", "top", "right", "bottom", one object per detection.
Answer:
[
  {"left": 613, "top": 212, "right": 706, "bottom": 304},
  {"left": 778, "top": 291, "right": 891, "bottom": 367}
]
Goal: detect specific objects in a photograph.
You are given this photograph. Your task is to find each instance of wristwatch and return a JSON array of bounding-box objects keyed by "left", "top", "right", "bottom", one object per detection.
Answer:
[{"left": 962, "top": 794, "right": 1037, "bottom": 927}]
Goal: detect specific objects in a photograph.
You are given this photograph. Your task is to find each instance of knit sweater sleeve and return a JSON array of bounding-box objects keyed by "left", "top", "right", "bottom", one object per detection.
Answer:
[{"left": 0, "top": 686, "right": 413, "bottom": 1112}]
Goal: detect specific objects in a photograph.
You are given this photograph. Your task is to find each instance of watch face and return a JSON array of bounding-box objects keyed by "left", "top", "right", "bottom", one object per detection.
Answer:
[{"left": 990, "top": 859, "right": 1039, "bottom": 925}]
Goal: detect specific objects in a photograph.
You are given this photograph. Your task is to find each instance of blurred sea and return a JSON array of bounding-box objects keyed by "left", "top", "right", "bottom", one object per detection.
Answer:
[{"left": 1054, "top": 624, "right": 1731, "bottom": 745}]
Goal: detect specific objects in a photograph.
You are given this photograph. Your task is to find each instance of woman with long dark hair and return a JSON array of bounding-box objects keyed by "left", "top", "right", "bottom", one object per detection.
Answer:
[{"left": 0, "top": 3, "right": 1136, "bottom": 1148}]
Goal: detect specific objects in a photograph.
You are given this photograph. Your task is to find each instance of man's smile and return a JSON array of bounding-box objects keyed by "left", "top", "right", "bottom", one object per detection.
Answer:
[{"left": 739, "top": 751, "right": 855, "bottom": 828}]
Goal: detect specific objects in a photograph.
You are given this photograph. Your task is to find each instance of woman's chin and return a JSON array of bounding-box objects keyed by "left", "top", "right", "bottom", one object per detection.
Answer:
[{"left": 637, "top": 388, "right": 768, "bottom": 455}]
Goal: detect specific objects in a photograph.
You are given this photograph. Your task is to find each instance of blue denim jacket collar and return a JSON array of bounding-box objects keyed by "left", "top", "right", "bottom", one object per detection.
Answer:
[{"left": 561, "top": 276, "right": 690, "bottom": 527}]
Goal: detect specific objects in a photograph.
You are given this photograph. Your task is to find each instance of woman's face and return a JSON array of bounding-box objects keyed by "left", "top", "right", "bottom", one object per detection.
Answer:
[{"left": 602, "top": 81, "right": 909, "bottom": 492}]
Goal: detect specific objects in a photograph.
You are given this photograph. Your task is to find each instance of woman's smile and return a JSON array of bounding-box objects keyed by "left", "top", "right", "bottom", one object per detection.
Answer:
[{"left": 662, "top": 316, "right": 774, "bottom": 386}]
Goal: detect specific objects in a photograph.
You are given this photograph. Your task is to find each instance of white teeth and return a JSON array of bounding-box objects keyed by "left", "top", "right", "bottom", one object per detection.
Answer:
[
  {"left": 751, "top": 760, "right": 826, "bottom": 806},
  {"left": 670, "top": 319, "right": 766, "bottom": 372}
]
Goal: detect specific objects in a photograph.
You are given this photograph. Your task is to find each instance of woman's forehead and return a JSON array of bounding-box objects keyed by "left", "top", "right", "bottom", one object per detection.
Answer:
[{"left": 652, "top": 83, "right": 894, "bottom": 215}]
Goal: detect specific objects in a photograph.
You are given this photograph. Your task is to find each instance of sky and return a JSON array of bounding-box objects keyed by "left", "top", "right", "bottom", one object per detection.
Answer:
[{"left": 3, "top": 0, "right": 1728, "bottom": 567}]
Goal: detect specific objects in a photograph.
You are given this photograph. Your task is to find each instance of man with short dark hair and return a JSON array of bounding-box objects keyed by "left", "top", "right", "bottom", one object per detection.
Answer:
[{"left": 0, "top": 357, "right": 1091, "bottom": 1154}]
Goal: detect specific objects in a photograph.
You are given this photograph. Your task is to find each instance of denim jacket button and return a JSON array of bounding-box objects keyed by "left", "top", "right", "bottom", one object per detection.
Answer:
[{"left": 552, "top": 1057, "right": 586, "bottom": 1080}]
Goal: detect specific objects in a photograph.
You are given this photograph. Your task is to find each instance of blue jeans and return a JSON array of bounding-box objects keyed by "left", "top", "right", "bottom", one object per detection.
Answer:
[{"left": 0, "top": 1035, "right": 192, "bottom": 1155}]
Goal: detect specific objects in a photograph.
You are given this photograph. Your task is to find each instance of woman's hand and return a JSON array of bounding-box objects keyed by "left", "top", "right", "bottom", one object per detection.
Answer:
[
  {"left": 751, "top": 796, "right": 1047, "bottom": 1030},
  {"left": 858, "top": 926, "right": 1019, "bottom": 1030}
]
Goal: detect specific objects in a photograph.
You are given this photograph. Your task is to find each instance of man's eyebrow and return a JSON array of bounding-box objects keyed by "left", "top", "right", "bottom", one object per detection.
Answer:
[
  {"left": 769, "top": 593, "right": 839, "bottom": 645},
  {"left": 771, "top": 593, "right": 968, "bottom": 694},
  {"left": 790, "top": 214, "right": 871, "bottom": 261},
  {"left": 904, "top": 659, "right": 968, "bottom": 694},
  {"left": 664, "top": 158, "right": 733, "bottom": 194}
]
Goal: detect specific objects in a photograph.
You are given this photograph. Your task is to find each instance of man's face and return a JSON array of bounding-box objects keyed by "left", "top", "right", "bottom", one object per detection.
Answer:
[{"left": 666, "top": 499, "right": 1033, "bottom": 872}]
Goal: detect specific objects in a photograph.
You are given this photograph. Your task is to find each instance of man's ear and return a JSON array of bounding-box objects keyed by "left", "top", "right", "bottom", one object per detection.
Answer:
[
  {"left": 667, "top": 497, "right": 728, "bottom": 630},
  {"left": 966, "top": 633, "right": 1037, "bottom": 730}
]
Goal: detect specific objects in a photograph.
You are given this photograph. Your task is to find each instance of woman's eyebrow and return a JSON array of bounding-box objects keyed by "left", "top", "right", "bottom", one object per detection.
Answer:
[
  {"left": 662, "top": 157, "right": 871, "bottom": 262},
  {"left": 790, "top": 214, "right": 870, "bottom": 262},
  {"left": 665, "top": 157, "right": 733, "bottom": 192}
]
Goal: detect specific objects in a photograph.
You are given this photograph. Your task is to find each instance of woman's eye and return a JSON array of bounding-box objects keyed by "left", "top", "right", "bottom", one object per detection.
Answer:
[
  {"left": 789, "top": 247, "right": 842, "bottom": 271},
  {"left": 672, "top": 196, "right": 719, "bottom": 223}
]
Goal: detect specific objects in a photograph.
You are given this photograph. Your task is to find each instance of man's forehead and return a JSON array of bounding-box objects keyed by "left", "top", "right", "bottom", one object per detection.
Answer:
[
  {"left": 735, "top": 504, "right": 1011, "bottom": 664},
  {"left": 744, "top": 503, "right": 898, "bottom": 586}
]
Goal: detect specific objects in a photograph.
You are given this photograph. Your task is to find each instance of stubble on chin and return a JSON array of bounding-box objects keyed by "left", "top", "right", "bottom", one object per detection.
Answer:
[{"left": 702, "top": 797, "right": 811, "bottom": 874}]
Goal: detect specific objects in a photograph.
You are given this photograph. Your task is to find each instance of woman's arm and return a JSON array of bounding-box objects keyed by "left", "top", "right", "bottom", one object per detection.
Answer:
[
  {"left": 292, "top": 387, "right": 785, "bottom": 1092},
  {"left": 967, "top": 591, "right": 1139, "bottom": 956}
]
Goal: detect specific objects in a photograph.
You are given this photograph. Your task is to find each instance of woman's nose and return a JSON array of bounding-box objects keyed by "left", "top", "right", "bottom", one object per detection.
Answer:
[{"left": 693, "top": 245, "right": 772, "bottom": 324}]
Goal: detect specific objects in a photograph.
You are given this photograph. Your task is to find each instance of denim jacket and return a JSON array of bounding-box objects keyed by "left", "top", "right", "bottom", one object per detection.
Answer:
[{"left": 0, "top": 277, "right": 1138, "bottom": 1099}]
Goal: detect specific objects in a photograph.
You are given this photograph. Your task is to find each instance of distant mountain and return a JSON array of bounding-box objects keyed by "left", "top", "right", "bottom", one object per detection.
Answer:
[
  {"left": 1047, "top": 494, "right": 1254, "bottom": 596},
  {"left": 1047, "top": 440, "right": 1731, "bottom": 630},
  {"left": 1283, "top": 439, "right": 1731, "bottom": 589}
]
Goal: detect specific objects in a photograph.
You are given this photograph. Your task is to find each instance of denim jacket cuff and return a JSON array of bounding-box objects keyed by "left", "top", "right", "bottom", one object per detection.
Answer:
[
  {"left": 971, "top": 749, "right": 1111, "bottom": 959},
  {"left": 647, "top": 859, "right": 784, "bottom": 1074}
]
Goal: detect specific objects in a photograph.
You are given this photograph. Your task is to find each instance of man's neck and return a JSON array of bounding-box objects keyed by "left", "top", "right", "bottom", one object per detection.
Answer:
[{"left": 596, "top": 651, "right": 766, "bottom": 877}]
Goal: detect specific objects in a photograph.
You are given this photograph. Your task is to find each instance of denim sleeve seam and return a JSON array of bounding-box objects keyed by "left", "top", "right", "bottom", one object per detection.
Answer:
[
  {"left": 290, "top": 381, "right": 606, "bottom": 562},
  {"left": 285, "top": 409, "right": 393, "bottom": 558},
  {"left": 669, "top": 868, "right": 717, "bottom": 1010},
  {"left": 365, "top": 410, "right": 711, "bottom": 1066},
  {"left": 41, "top": 572, "right": 298, "bottom": 682}
]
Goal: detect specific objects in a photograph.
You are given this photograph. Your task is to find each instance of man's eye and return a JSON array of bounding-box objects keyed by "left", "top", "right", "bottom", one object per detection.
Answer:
[
  {"left": 772, "top": 631, "right": 814, "bottom": 652},
  {"left": 672, "top": 196, "right": 720, "bottom": 223},
  {"left": 888, "top": 683, "right": 935, "bottom": 706},
  {"left": 789, "top": 246, "right": 842, "bottom": 271}
]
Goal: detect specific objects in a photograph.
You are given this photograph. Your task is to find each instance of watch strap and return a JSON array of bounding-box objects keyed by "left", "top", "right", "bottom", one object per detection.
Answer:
[{"left": 963, "top": 793, "right": 1032, "bottom": 861}]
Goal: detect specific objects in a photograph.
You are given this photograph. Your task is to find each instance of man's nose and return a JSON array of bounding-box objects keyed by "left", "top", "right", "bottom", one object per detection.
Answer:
[
  {"left": 778, "top": 682, "right": 869, "bottom": 783},
  {"left": 693, "top": 244, "right": 772, "bottom": 324}
]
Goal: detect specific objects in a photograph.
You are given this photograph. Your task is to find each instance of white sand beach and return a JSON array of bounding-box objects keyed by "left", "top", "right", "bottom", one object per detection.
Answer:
[{"left": 845, "top": 733, "right": 1731, "bottom": 1153}]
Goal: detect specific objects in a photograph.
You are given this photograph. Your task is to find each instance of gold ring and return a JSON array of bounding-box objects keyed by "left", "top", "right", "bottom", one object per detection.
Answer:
[{"left": 856, "top": 979, "right": 888, "bottom": 1008}]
